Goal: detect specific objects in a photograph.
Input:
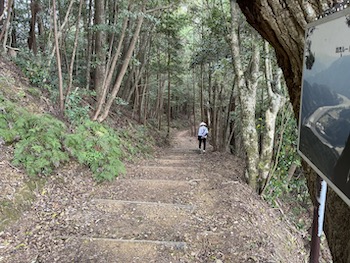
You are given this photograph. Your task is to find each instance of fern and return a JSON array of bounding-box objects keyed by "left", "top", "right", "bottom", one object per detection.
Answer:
[
  {"left": 64, "top": 120, "right": 125, "bottom": 181},
  {"left": 1, "top": 96, "right": 155, "bottom": 181},
  {"left": 11, "top": 114, "right": 69, "bottom": 176}
]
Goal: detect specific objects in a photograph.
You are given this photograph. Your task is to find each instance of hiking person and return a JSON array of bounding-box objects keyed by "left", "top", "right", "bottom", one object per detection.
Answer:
[{"left": 198, "top": 122, "right": 208, "bottom": 153}]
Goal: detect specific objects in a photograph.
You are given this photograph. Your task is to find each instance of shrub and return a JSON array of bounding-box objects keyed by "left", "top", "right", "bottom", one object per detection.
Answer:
[
  {"left": 12, "top": 114, "right": 69, "bottom": 176},
  {"left": 64, "top": 120, "right": 125, "bottom": 181},
  {"left": 13, "top": 118, "right": 69, "bottom": 175},
  {"left": 1, "top": 97, "right": 69, "bottom": 176},
  {"left": 14, "top": 50, "right": 49, "bottom": 87},
  {"left": 1, "top": 96, "right": 157, "bottom": 181},
  {"left": 65, "top": 88, "right": 90, "bottom": 124}
]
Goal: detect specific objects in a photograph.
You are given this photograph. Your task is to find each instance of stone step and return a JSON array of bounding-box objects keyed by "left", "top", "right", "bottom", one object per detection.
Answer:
[
  {"left": 159, "top": 152, "right": 203, "bottom": 159},
  {"left": 57, "top": 236, "right": 187, "bottom": 262},
  {"left": 126, "top": 165, "right": 202, "bottom": 181},
  {"left": 94, "top": 179, "right": 195, "bottom": 204},
  {"left": 94, "top": 199, "right": 195, "bottom": 211},
  {"left": 146, "top": 159, "right": 200, "bottom": 167},
  {"left": 63, "top": 199, "right": 196, "bottom": 241},
  {"left": 163, "top": 148, "right": 200, "bottom": 155},
  {"left": 156, "top": 155, "right": 202, "bottom": 161}
]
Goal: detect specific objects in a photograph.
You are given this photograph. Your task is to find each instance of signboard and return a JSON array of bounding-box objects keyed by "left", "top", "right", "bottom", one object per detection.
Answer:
[{"left": 298, "top": 8, "right": 350, "bottom": 206}]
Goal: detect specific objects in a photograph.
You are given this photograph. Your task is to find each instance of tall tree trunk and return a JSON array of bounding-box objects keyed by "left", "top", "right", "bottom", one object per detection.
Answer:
[
  {"left": 52, "top": 0, "right": 64, "bottom": 113},
  {"left": 258, "top": 41, "right": 286, "bottom": 193},
  {"left": 125, "top": 30, "right": 151, "bottom": 103},
  {"left": 94, "top": 0, "right": 106, "bottom": 104},
  {"left": 37, "top": 12, "right": 45, "bottom": 52},
  {"left": 192, "top": 68, "right": 196, "bottom": 136},
  {"left": 225, "top": 82, "right": 236, "bottom": 152},
  {"left": 167, "top": 49, "right": 171, "bottom": 137},
  {"left": 47, "top": 0, "right": 75, "bottom": 67},
  {"left": 229, "top": 0, "right": 260, "bottom": 190},
  {"left": 200, "top": 63, "right": 204, "bottom": 121},
  {"left": 97, "top": 3, "right": 146, "bottom": 122},
  {"left": 28, "top": 0, "right": 40, "bottom": 55},
  {"left": 92, "top": 14, "right": 129, "bottom": 120},
  {"left": 85, "top": 0, "right": 93, "bottom": 90},
  {"left": 66, "top": 0, "right": 83, "bottom": 102},
  {"left": 0, "top": 0, "right": 4, "bottom": 23},
  {"left": 236, "top": 1, "right": 350, "bottom": 261},
  {"left": 141, "top": 73, "right": 149, "bottom": 124},
  {"left": 8, "top": 1, "right": 15, "bottom": 48},
  {"left": 0, "top": 0, "right": 13, "bottom": 51},
  {"left": 212, "top": 81, "right": 217, "bottom": 151},
  {"left": 157, "top": 78, "right": 165, "bottom": 131}
]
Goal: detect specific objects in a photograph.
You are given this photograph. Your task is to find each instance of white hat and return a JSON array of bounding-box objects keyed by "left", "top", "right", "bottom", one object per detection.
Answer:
[{"left": 200, "top": 122, "right": 207, "bottom": 126}]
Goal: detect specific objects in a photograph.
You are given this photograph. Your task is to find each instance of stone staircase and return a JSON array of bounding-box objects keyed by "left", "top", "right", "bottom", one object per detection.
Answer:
[{"left": 59, "top": 148, "right": 209, "bottom": 262}]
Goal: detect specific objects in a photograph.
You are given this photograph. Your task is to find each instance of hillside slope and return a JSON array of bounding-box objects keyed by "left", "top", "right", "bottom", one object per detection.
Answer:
[
  {"left": 1, "top": 131, "right": 308, "bottom": 262},
  {"left": 0, "top": 57, "right": 308, "bottom": 262}
]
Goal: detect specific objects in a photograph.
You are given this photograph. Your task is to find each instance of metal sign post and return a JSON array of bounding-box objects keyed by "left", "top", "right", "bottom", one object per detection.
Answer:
[{"left": 310, "top": 176, "right": 327, "bottom": 263}]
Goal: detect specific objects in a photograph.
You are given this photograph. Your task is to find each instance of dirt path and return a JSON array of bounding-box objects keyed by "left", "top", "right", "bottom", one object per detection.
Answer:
[{"left": 0, "top": 130, "right": 307, "bottom": 262}]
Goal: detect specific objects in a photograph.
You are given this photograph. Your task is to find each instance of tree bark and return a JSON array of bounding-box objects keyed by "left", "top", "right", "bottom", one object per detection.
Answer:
[
  {"left": 230, "top": 0, "right": 260, "bottom": 190},
  {"left": 167, "top": 48, "right": 171, "bottom": 137},
  {"left": 94, "top": 0, "right": 106, "bottom": 104},
  {"left": 212, "top": 81, "right": 218, "bottom": 151},
  {"left": 0, "top": 0, "right": 13, "bottom": 51},
  {"left": 237, "top": 0, "right": 350, "bottom": 261},
  {"left": 28, "top": 0, "right": 40, "bottom": 55},
  {"left": 52, "top": 0, "right": 64, "bottom": 113},
  {"left": 85, "top": 0, "right": 93, "bottom": 90},
  {"left": 47, "top": 0, "right": 75, "bottom": 67},
  {"left": 37, "top": 11, "right": 45, "bottom": 52},
  {"left": 97, "top": 2, "right": 146, "bottom": 122},
  {"left": 200, "top": 63, "right": 204, "bottom": 122},
  {"left": 126, "top": 30, "right": 151, "bottom": 103},
  {"left": 66, "top": 0, "right": 83, "bottom": 102},
  {"left": 0, "top": 0, "right": 4, "bottom": 23},
  {"left": 92, "top": 14, "right": 129, "bottom": 120},
  {"left": 192, "top": 68, "right": 196, "bottom": 136},
  {"left": 259, "top": 41, "right": 286, "bottom": 193}
]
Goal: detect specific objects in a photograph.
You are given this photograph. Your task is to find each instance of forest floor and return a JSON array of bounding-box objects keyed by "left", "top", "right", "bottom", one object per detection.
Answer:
[{"left": 0, "top": 128, "right": 310, "bottom": 262}]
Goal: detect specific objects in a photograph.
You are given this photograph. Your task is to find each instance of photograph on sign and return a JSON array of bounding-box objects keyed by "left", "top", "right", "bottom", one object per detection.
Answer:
[{"left": 298, "top": 9, "right": 350, "bottom": 203}]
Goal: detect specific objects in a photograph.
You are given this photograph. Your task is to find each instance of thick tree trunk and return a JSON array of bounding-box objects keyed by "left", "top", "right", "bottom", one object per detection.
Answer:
[
  {"left": 37, "top": 13, "right": 45, "bottom": 52},
  {"left": 259, "top": 41, "right": 286, "bottom": 192},
  {"left": 28, "top": 0, "right": 40, "bottom": 55},
  {"left": 237, "top": 1, "right": 350, "bottom": 261},
  {"left": 230, "top": 0, "right": 260, "bottom": 190}
]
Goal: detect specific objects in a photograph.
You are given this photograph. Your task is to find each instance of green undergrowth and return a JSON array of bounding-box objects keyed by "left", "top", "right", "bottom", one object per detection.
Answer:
[
  {"left": 64, "top": 120, "right": 126, "bottom": 181},
  {"left": 0, "top": 95, "right": 156, "bottom": 181}
]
